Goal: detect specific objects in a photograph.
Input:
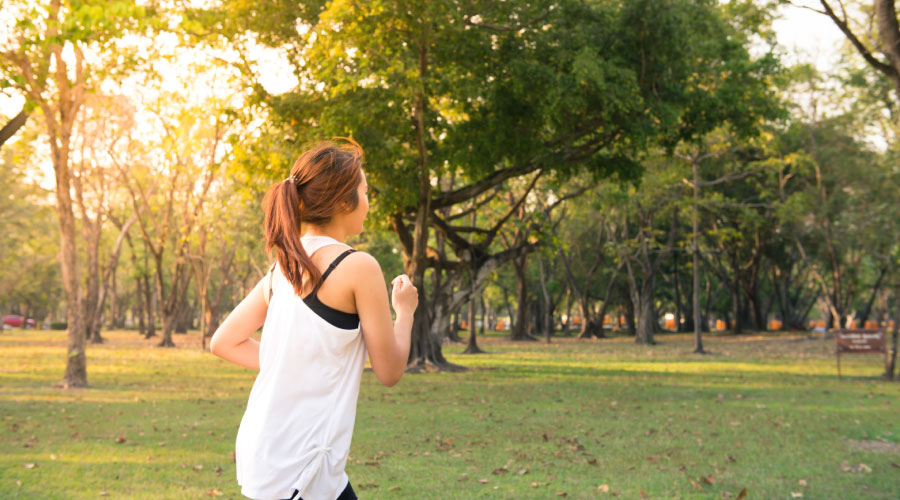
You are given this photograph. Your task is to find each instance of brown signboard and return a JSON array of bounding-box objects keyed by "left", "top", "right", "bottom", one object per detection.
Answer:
[
  {"left": 835, "top": 329, "right": 887, "bottom": 379},
  {"left": 836, "top": 330, "right": 886, "bottom": 353}
]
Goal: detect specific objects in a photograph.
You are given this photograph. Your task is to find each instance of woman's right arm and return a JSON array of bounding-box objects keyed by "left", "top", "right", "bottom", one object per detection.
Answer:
[
  {"left": 351, "top": 252, "right": 418, "bottom": 387},
  {"left": 209, "top": 279, "right": 268, "bottom": 371}
]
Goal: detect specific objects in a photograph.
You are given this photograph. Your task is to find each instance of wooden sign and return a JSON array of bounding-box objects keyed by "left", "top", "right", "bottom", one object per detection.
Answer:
[{"left": 835, "top": 329, "right": 887, "bottom": 379}]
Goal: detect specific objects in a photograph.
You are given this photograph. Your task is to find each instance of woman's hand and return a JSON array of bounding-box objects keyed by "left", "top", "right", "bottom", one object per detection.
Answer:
[{"left": 390, "top": 274, "right": 418, "bottom": 317}]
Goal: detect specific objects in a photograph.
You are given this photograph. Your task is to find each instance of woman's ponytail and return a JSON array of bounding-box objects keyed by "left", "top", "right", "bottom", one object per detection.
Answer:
[{"left": 262, "top": 179, "right": 321, "bottom": 297}]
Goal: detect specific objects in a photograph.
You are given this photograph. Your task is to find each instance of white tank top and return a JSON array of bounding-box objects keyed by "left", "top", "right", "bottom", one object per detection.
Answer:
[{"left": 236, "top": 235, "right": 366, "bottom": 500}]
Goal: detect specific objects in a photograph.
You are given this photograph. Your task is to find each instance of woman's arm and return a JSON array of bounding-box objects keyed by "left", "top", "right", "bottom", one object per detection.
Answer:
[
  {"left": 209, "top": 279, "right": 268, "bottom": 370},
  {"left": 351, "top": 253, "right": 417, "bottom": 387}
]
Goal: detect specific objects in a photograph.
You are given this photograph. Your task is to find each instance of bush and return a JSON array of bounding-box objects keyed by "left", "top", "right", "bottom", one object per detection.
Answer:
[{"left": 50, "top": 322, "right": 67, "bottom": 330}]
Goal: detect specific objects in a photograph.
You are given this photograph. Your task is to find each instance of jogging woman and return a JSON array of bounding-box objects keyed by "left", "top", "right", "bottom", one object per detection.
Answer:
[{"left": 210, "top": 139, "right": 418, "bottom": 500}]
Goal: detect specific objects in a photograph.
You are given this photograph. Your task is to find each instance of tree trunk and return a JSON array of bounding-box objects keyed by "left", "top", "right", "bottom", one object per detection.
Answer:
[
  {"left": 43, "top": 97, "right": 88, "bottom": 388},
  {"left": 134, "top": 279, "right": 146, "bottom": 336},
  {"left": 160, "top": 313, "right": 176, "bottom": 347},
  {"left": 108, "top": 266, "right": 119, "bottom": 330},
  {"left": 537, "top": 257, "right": 554, "bottom": 343},
  {"left": 84, "top": 231, "right": 103, "bottom": 344},
  {"left": 479, "top": 295, "right": 487, "bottom": 334},
  {"left": 858, "top": 268, "right": 887, "bottom": 325},
  {"left": 144, "top": 275, "right": 156, "bottom": 338},
  {"left": 691, "top": 165, "right": 704, "bottom": 353},
  {"left": 884, "top": 288, "right": 899, "bottom": 380},
  {"left": 625, "top": 294, "right": 636, "bottom": 335},
  {"left": 874, "top": 0, "right": 900, "bottom": 105},
  {"left": 510, "top": 254, "right": 535, "bottom": 341},
  {"left": 463, "top": 285, "right": 486, "bottom": 354},
  {"left": 635, "top": 278, "right": 656, "bottom": 345},
  {"left": 745, "top": 283, "right": 766, "bottom": 331},
  {"left": 673, "top": 250, "right": 684, "bottom": 332}
]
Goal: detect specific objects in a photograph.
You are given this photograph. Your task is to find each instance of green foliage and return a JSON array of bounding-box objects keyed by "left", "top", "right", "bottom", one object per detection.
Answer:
[
  {"left": 202, "top": 0, "right": 783, "bottom": 218},
  {"left": 0, "top": 125, "right": 62, "bottom": 319}
]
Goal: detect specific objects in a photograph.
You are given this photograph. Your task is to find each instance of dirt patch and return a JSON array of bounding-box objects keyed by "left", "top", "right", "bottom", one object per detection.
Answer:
[{"left": 847, "top": 439, "right": 900, "bottom": 454}]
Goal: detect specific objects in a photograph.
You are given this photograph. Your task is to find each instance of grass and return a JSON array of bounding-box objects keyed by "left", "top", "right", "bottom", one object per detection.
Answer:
[{"left": 1, "top": 328, "right": 898, "bottom": 499}]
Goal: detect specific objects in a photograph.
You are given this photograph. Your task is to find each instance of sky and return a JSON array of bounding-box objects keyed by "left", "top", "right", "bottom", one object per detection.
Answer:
[{"left": 771, "top": 2, "right": 846, "bottom": 70}]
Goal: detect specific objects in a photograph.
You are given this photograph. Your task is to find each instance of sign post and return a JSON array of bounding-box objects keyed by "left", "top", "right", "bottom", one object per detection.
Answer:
[{"left": 835, "top": 329, "right": 887, "bottom": 379}]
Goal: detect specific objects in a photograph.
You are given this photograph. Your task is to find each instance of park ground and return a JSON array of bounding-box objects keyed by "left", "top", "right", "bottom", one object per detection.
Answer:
[{"left": 1, "top": 328, "right": 898, "bottom": 499}]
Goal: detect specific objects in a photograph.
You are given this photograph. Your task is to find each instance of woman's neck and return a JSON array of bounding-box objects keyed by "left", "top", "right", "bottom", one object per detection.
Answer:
[{"left": 303, "top": 224, "right": 346, "bottom": 243}]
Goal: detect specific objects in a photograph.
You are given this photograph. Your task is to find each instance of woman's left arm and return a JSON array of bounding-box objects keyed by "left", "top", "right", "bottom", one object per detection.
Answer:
[{"left": 209, "top": 279, "right": 268, "bottom": 370}]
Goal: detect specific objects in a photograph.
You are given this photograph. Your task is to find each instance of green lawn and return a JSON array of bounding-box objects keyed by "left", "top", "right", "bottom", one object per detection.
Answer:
[{"left": 1, "top": 328, "right": 897, "bottom": 499}]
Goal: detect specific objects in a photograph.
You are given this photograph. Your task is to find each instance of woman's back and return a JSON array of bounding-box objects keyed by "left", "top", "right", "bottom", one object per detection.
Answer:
[
  {"left": 209, "top": 139, "right": 417, "bottom": 500},
  {"left": 236, "top": 236, "right": 366, "bottom": 500}
]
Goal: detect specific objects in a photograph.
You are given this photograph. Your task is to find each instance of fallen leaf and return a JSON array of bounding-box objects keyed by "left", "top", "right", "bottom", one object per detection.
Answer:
[
  {"left": 702, "top": 474, "right": 716, "bottom": 485},
  {"left": 640, "top": 490, "right": 648, "bottom": 498},
  {"left": 798, "top": 479, "right": 807, "bottom": 487},
  {"left": 790, "top": 493, "right": 803, "bottom": 498},
  {"left": 193, "top": 464, "right": 204, "bottom": 472},
  {"left": 515, "top": 469, "right": 528, "bottom": 475},
  {"left": 205, "top": 488, "right": 223, "bottom": 497},
  {"left": 556, "top": 492, "right": 567, "bottom": 497},
  {"left": 115, "top": 435, "right": 126, "bottom": 444},
  {"left": 23, "top": 463, "right": 37, "bottom": 469},
  {"left": 99, "top": 492, "right": 108, "bottom": 497},
  {"left": 598, "top": 484, "right": 610, "bottom": 492},
  {"left": 690, "top": 479, "right": 703, "bottom": 491},
  {"left": 478, "top": 478, "right": 489, "bottom": 484},
  {"left": 736, "top": 488, "right": 748, "bottom": 500},
  {"left": 388, "top": 486, "right": 400, "bottom": 492},
  {"left": 492, "top": 467, "right": 508, "bottom": 475}
]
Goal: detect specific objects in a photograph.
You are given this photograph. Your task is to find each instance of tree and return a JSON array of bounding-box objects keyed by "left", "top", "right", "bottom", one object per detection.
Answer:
[
  {"left": 113, "top": 84, "right": 235, "bottom": 347},
  {"left": 0, "top": 0, "right": 153, "bottom": 386},
  {"left": 203, "top": 0, "right": 784, "bottom": 366}
]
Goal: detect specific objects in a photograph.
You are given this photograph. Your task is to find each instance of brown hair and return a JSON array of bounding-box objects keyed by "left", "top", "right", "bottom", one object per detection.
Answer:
[{"left": 263, "top": 138, "right": 364, "bottom": 296}]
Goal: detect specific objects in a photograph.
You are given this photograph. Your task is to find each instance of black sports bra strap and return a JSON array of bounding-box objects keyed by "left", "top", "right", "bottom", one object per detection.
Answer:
[
  {"left": 267, "top": 262, "right": 277, "bottom": 303},
  {"left": 318, "top": 249, "right": 356, "bottom": 285}
]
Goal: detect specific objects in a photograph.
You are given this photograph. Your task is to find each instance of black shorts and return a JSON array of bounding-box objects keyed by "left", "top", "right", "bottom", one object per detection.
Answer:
[{"left": 282, "top": 481, "right": 357, "bottom": 500}]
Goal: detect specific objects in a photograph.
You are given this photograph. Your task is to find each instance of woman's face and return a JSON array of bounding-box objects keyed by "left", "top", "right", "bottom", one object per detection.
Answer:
[{"left": 345, "top": 170, "right": 369, "bottom": 235}]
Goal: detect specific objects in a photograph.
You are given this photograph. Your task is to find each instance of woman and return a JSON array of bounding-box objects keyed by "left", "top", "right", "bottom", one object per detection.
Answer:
[{"left": 210, "top": 139, "right": 418, "bottom": 500}]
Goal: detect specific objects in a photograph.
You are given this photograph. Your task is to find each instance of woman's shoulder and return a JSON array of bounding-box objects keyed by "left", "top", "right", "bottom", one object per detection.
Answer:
[{"left": 341, "top": 249, "right": 382, "bottom": 275}]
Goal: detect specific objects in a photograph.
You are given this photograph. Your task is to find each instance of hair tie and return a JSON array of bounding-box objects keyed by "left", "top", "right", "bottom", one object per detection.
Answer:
[{"left": 284, "top": 176, "right": 297, "bottom": 185}]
